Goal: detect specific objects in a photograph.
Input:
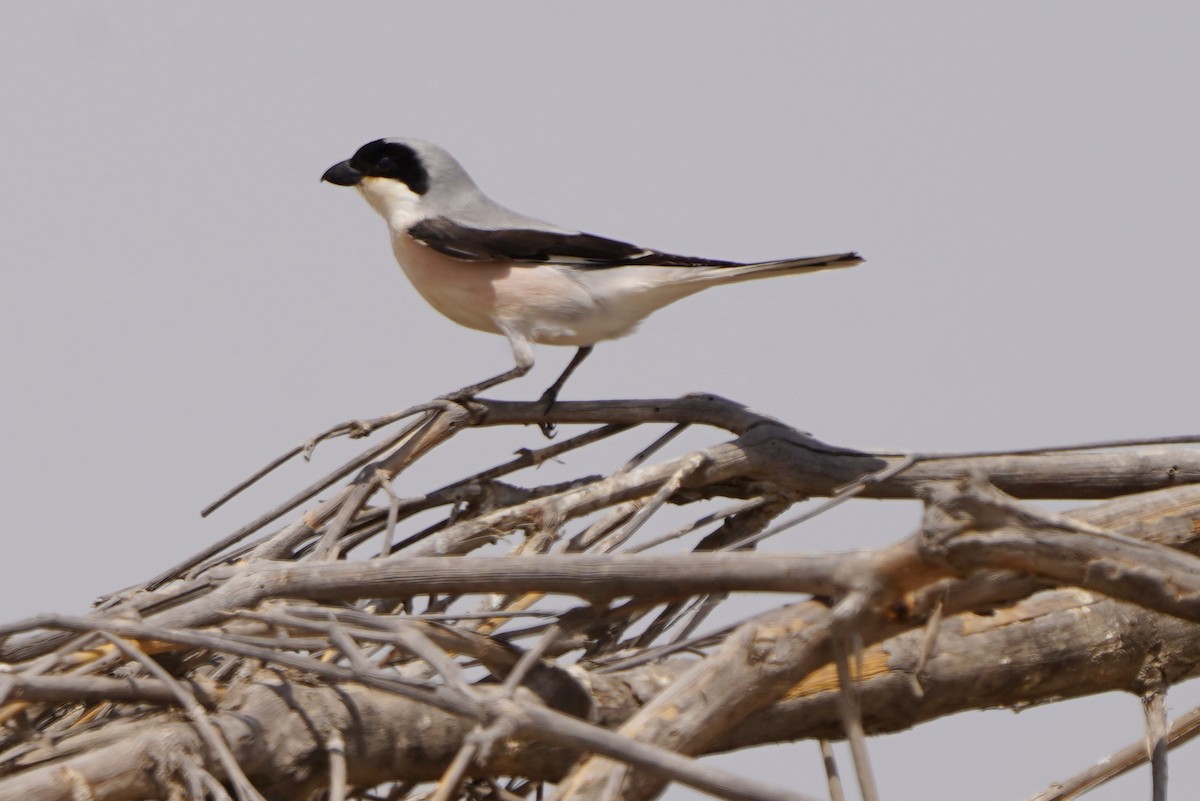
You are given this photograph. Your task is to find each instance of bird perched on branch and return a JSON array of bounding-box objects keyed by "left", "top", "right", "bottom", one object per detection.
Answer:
[{"left": 322, "top": 138, "right": 861, "bottom": 432}]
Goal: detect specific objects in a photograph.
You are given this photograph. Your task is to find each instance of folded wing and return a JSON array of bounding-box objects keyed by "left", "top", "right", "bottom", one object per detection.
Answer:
[{"left": 408, "top": 217, "right": 738, "bottom": 268}]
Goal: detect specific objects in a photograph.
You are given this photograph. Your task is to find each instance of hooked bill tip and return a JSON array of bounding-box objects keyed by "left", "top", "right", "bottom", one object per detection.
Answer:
[{"left": 321, "top": 160, "right": 362, "bottom": 186}]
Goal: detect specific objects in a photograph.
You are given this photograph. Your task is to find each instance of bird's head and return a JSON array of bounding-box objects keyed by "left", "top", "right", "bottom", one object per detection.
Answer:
[{"left": 322, "top": 138, "right": 477, "bottom": 228}]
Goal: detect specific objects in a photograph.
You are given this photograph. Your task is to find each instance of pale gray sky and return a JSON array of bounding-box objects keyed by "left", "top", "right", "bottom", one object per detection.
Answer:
[{"left": 2, "top": 3, "right": 1198, "bottom": 799}]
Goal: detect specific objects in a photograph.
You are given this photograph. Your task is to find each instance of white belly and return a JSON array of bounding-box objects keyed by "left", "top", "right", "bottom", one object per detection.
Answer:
[{"left": 390, "top": 234, "right": 692, "bottom": 347}]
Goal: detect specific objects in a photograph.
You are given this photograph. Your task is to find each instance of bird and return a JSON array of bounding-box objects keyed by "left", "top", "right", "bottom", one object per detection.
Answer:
[{"left": 321, "top": 138, "right": 862, "bottom": 433}]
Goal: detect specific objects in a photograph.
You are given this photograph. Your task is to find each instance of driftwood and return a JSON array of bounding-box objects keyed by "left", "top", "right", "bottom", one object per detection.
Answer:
[{"left": 1, "top": 393, "right": 1199, "bottom": 801}]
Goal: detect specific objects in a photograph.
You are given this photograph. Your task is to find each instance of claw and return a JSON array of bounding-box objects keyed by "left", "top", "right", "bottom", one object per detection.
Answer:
[{"left": 538, "top": 388, "right": 559, "bottom": 438}]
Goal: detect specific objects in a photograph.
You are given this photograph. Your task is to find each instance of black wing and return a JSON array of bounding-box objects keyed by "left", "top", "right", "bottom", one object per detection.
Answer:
[{"left": 408, "top": 217, "right": 737, "bottom": 268}]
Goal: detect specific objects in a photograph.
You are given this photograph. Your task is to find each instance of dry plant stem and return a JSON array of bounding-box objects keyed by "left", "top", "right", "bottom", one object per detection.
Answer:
[
  {"left": 502, "top": 700, "right": 824, "bottom": 801},
  {"left": 145, "top": 395, "right": 1200, "bottom": 593},
  {"left": 525, "top": 396, "right": 1200, "bottom": 461},
  {"left": 430, "top": 739, "right": 480, "bottom": 801},
  {"left": 327, "top": 731, "right": 347, "bottom": 801},
  {"left": 191, "top": 422, "right": 1200, "bottom": 575},
  {"left": 627, "top": 497, "right": 767, "bottom": 554},
  {"left": 478, "top": 396, "right": 1200, "bottom": 497},
  {"left": 488, "top": 782, "right": 529, "bottom": 801},
  {"left": 27, "top": 615, "right": 446, "bottom": 699},
  {"left": 7, "top": 578, "right": 1200, "bottom": 801},
  {"left": 7, "top": 391, "right": 1200, "bottom": 801},
  {"left": 202, "top": 401, "right": 446, "bottom": 517},
  {"left": 910, "top": 596, "right": 944, "bottom": 698},
  {"left": 716, "top": 580, "right": 1200, "bottom": 749},
  {"left": 191, "top": 765, "right": 234, "bottom": 801},
  {"left": 311, "top": 409, "right": 467, "bottom": 559},
  {"left": 1144, "top": 691, "right": 1167, "bottom": 801},
  {"left": 556, "top": 536, "right": 950, "bottom": 801},
  {"left": 242, "top": 519, "right": 319, "bottom": 565},
  {"left": 621, "top": 423, "right": 690, "bottom": 472},
  {"left": 149, "top": 413, "right": 429, "bottom": 589},
  {"left": 1026, "top": 704, "right": 1200, "bottom": 801},
  {"left": 480, "top": 393, "right": 1200, "bottom": 474},
  {"left": 597, "top": 454, "right": 708, "bottom": 552},
  {"left": 600, "top": 764, "right": 630, "bottom": 801},
  {"left": 819, "top": 741, "right": 845, "bottom": 801},
  {"left": 725, "top": 456, "right": 917, "bottom": 551},
  {"left": 2, "top": 613, "right": 1190, "bottom": 796},
  {"left": 567, "top": 503, "right": 639, "bottom": 553},
  {"left": 15, "top": 653, "right": 814, "bottom": 801},
  {"left": 243, "top": 609, "right": 506, "bottom": 686},
  {"left": 192, "top": 552, "right": 856, "bottom": 618},
  {"left": 671, "top": 593, "right": 725, "bottom": 644},
  {"left": 554, "top": 601, "right": 839, "bottom": 801},
  {"left": 7, "top": 612, "right": 827, "bottom": 801},
  {"left": 2, "top": 674, "right": 179, "bottom": 705},
  {"left": 374, "top": 402, "right": 477, "bottom": 476},
  {"left": 595, "top": 622, "right": 737, "bottom": 673},
  {"left": 831, "top": 636, "right": 878, "bottom": 801},
  {"left": 311, "top": 483, "right": 376, "bottom": 560},
  {"left": 257, "top": 609, "right": 491, "bottom": 689},
  {"left": 328, "top": 624, "right": 372, "bottom": 675},
  {"left": 478, "top": 395, "right": 778, "bottom": 435},
  {"left": 192, "top": 393, "right": 1200, "bottom": 556},
  {"left": 633, "top": 596, "right": 698, "bottom": 651},
  {"left": 502, "top": 624, "right": 563, "bottom": 696},
  {"left": 397, "top": 441, "right": 731, "bottom": 558},
  {"left": 391, "top": 624, "right": 475, "bottom": 700},
  {"left": 146, "top": 482, "right": 352, "bottom": 589},
  {"left": 382, "top": 783, "right": 416, "bottom": 801},
  {"left": 10, "top": 467, "right": 1200, "bottom": 663},
  {"left": 911, "top": 434, "right": 1200, "bottom": 460},
  {"left": 466, "top": 423, "right": 632, "bottom": 486},
  {"left": 924, "top": 480, "right": 1200, "bottom": 623},
  {"left": 376, "top": 474, "right": 403, "bottom": 557},
  {"left": 298, "top": 402, "right": 449, "bottom": 456},
  {"left": 96, "top": 633, "right": 267, "bottom": 801},
  {"left": 200, "top": 444, "right": 310, "bottom": 518}
]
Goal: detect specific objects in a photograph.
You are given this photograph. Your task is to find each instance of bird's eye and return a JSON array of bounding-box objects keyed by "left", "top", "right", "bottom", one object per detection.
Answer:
[{"left": 350, "top": 141, "right": 430, "bottom": 195}]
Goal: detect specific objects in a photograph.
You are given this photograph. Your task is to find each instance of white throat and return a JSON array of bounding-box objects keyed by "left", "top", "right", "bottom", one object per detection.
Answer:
[{"left": 357, "top": 176, "right": 426, "bottom": 231}]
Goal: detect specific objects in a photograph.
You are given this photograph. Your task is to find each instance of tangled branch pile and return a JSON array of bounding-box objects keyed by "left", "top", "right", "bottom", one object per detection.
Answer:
[{"left": 2, "top": 394, "right": 1200, "bottom": 801}]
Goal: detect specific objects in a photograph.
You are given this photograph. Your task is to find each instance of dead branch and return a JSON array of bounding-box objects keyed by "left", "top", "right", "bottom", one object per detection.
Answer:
[{"left": 2, "top": 393, "right": 1199, "bottom": 801}]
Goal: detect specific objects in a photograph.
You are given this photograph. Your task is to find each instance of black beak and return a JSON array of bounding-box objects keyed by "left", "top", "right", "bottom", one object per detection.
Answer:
[{"left": 321, "top": 160, "right": 363, "bottom": 186}]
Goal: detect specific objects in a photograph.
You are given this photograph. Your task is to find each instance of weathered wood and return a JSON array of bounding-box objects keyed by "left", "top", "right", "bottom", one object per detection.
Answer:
[{"left": 3, "top": 394, "right": 1200, "bottom": 801}]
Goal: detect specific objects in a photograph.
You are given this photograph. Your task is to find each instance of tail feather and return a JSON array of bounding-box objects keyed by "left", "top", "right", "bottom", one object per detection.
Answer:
[{"left": 692, "top": 251, "right": 863, "bottom": 285}]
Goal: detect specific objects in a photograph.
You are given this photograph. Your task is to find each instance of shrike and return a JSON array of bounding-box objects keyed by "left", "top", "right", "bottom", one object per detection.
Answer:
[{"left": 322, "top": 138, "right": 861, "bottom": 430}]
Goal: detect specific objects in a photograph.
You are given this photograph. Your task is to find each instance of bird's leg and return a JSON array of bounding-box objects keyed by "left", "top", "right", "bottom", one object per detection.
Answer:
[
  {"left": 539, "top": 346, "right": 593, "bottom": 411},
  {"left": 537, "top": 345, "right": 593, "bottom": 438},
  {"left": 443, "top": 363, "right": 532, "bottom": 401},
  {"left": 442, "top": 328, "right": 534, "bottom": 404}
]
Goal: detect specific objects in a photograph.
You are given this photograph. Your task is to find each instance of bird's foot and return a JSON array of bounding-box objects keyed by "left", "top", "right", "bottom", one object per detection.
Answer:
[
  {"left": 436, "top": 387, "right": 490, "bottom": 424},
  {"left": 440, "top": 387, "right": 477, "bottom": 403},
  {"left": 537, "top": 387, "right": 560, "bottom": 439}
]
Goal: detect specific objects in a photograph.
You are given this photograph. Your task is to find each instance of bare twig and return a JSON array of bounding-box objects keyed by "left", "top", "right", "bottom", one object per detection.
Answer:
[
  {"left": 8, "top": 390, "right": 1200, "bottom": 801},
  {"left": 96, "top": 633, "right": 267, "bottom": 801},
  {"left": 1144, "top": 690, "right": 1168, "bottom": 801},
  {"left": 831, "top": 634, "right": 878, "bottom": 801},
  {"left": 201, "top": 402, "right": 445, "bottom": 517},
  {"left": 430, "top": 737, "right": 480, "bottom": 801},
  {"left": 594, "top": 453, "right": 708, "bottom": 553},
  {"left": 327, "top": 730, "right": 347, "bottom": 801},
  {"left": 819, "top": 741, "right": 845, "bottom": 801},
  {"left": 1025, "top": 704, "right": 1200, "bottom": 801},
  {"left": 509, "top": 699, "right": 825, "bottom": 801},
  {"left": 621, "top": 423, "right": 690, "bottom": 472},
  {"left": 909, "top": 593, "right": 943, "bottom": 699},
  {"left": 722, "top": 456, "right": 916, "bottom": 551}
]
